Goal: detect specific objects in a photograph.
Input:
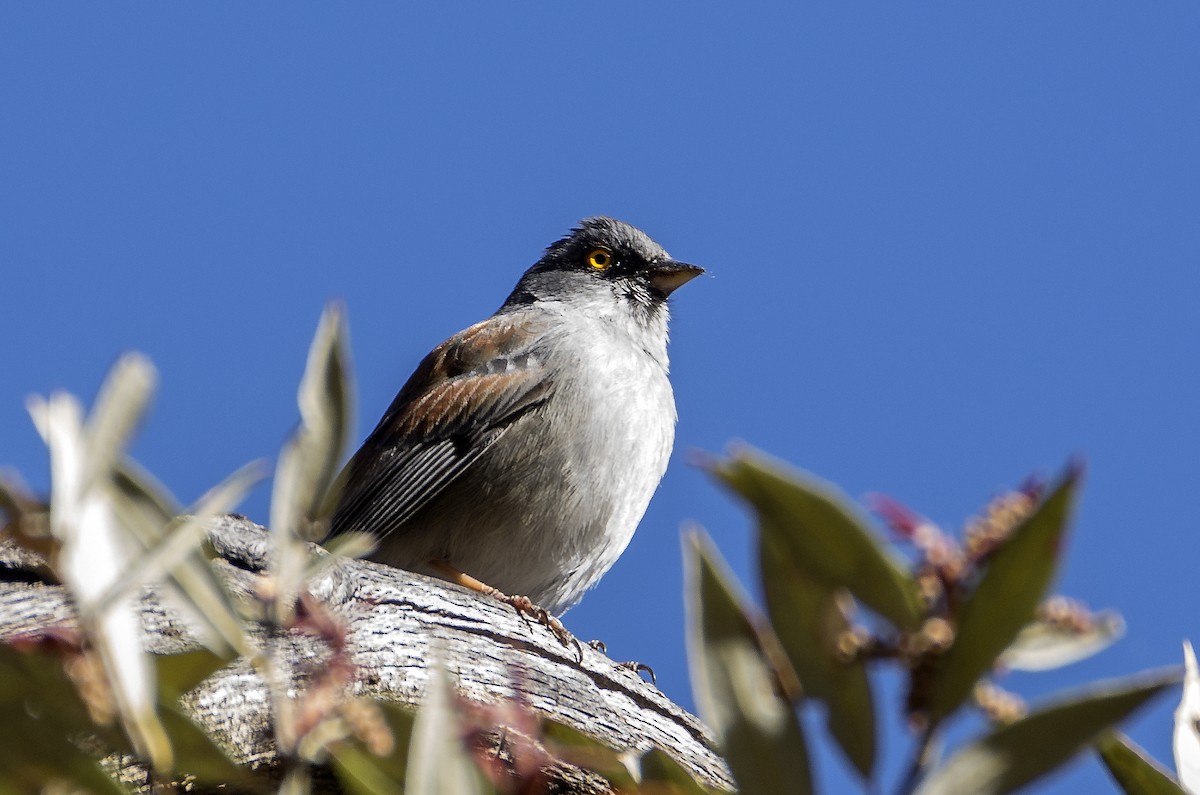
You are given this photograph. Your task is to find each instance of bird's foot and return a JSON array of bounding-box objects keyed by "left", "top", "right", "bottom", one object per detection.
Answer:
[
  {"left": 428, "top": 559, "right": 582, "bottom": 661},
  {"left": 499, "top": 593, "right": 582, "bottom": 661}
]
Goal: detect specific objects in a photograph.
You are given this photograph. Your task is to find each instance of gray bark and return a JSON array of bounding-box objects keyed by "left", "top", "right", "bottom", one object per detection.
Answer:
[{"left": 0, "top": 515, "right": 733, "bottom": 793}]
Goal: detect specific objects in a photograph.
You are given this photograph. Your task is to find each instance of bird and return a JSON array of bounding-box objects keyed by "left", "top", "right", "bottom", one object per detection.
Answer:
[{"left": 329, "top": 217, "right": 702, "bottom": 642}]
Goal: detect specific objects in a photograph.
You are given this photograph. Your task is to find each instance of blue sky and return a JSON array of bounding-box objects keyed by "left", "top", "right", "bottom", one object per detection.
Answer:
[{"left": 3, "top": 5, "right": 1198, "bottom": 793}]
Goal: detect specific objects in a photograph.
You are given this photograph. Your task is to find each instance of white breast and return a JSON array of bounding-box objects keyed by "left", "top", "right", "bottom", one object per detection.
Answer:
[{"left": 534, "top": 305, "right": 677, "bottom": 609}]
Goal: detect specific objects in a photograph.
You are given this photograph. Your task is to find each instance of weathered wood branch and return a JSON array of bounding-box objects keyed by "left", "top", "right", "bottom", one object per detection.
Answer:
[{"left": 0, "top": 515, "right": 732, "bottom": 793}]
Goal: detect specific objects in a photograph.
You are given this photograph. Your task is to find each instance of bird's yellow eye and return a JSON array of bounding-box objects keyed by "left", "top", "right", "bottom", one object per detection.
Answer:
[{"left": 586, "top": 248, "right": 613, "bottom": 270}]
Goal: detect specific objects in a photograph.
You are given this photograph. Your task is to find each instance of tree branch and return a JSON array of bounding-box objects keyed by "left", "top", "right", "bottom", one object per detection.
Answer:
[{"left": 0, "top": 515, "right": 733, "bottom": 793}]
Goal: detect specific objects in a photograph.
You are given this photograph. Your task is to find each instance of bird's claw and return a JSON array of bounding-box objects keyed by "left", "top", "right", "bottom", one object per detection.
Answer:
[
  {"left": 501, "top": 594, "right": 582, "bottom": 662},
  {"left": 616, "top": 660, "right": 657, "bottom": 685},
  {"left": 588, "top": 641, "right": 655, "bottom": 683}
]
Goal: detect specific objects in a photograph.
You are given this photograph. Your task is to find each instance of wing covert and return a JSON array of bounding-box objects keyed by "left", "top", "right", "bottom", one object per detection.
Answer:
[{"left": 330, "top": 314, "right": 551, "bottom": 540}]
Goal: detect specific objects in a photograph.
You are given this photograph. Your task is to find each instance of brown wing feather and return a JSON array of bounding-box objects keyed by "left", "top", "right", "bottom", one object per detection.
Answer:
[{"left": 330, "top": 314, "right": 551, "bottom": 541}]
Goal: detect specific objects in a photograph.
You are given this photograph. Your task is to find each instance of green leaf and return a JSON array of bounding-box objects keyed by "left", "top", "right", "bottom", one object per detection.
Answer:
[
  {"left": 377, "top": 701, "right": 417, "bottom": 762},
  {"left": 541, "top": 719, "right": 639, "bottom": 790},
  {"left": 929, "top": 467, "right": 1080, "bottom": 724},
  {"left": 0, "top": 719, "right": 129, "bottom": 795},
  {"left": 159, "top": 704, "right": 254, "bottom": 787},
  {"left": 684, "top": 528, "right": 812, "bottom": 795},
  {"left": 638, "top": 747, "right": 720, "bottom": 794},
  {"left": 1097, "top": 732, "right": 1187, "bottom": 795},
  {"left": 331, "top": 741, "right": 405, "bottom": 795},
  {"left": 155, "top": 649, "right": 229, "bottom": 701},
  {"left": 0, "top": 643, "right": 129, "bottom": 794},
  {"left": 915, "top": 668, "right": 1180, "bottom": 795},
  {"left": 709, "top": 446, "right": 923, "bottom": 631},
  {"left": 330, "top": 702, "right": 415, "bottom": 793},
  {"left": 760, "top": 530, "right": 875, "bottom": 778}
]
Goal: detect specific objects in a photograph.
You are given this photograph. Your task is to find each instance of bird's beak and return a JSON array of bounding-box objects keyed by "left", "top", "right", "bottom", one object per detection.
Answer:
[{"left": 648, "top": 261, "right": 705, "bottom": 295}]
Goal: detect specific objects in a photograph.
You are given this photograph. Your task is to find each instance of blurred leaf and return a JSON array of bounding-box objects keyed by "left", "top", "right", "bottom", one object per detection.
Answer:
[
  {"left": 272, "top": 302, "right": 354, "bottom": 544},
  {"left": 378, "top": 701, "right": 417, "bottom": 759},
  {"left": 82, "top": 352, "right": 157, "bottom": 492},
  {"left": 759, "top": 530, "right": 875, "bottom": 778},
  {"left": 321, "top": 531, "right": 378, "bottom": 561},
  {"left": 92, "top": 461, "right": 264, "bottom": 623},
  {"left": 112, "top": 460, "right": 252, "bottom": 657},
  {"left": 279, "top": 767, "right": 311, "bottom": 795},
  {"left": 1000, "top": 609, "right": 1124, "bottom": 672},
  {"left": 406, "top": 662, "right": 489, "bottom": 795},
  {"left": 929, "top": 467, "right": 1080, "bottom": 725},
  {"left": 916, "top": 668, "right": 1180, "bottom": 795},
  {"left": 710, "top": 446, "right": 922, "bottom": 631},
  {"left": 155, "top": 649, "right": 229, "bottom": 702},
  {"left": 330, "top": 702, "right": 416, "bottom": 793},
  {"left": 684, "top": 528, "right": 812, "bottom": 795},
  {"left": 269, "top": 304, "right": 354, "bottom": 626},
  {"left": 159, "top": 704, "right": 254, "bottom": 786},
  {"left": 32, "top": 384, "right": 174, "bottom": 771},
  {"left": 0, "top": 720, "right": 129, "bottom": 794},
  {"left": 0, "top": 644, "right": 129, "bottom": 794},
  {"left": 306, "top": 531, "right": 379, "bottom": 583},
  {"left": 541, "top": 719, "right": 638, "bottom": 790},
  {"left": 1175, "top": 640, "right": 1200, "bottom": 793},
  {"left": 1097, "top": 732, "right": 1186, "bottom": 795},
  {"left": 113, "top": 459, "right": 181, "bottom": 521},
  {"left": 331, "top": 741, "right": 403, "bottom": 795},
  {"left": 638, "top": 747, "right": 718, "bottom": 794}
]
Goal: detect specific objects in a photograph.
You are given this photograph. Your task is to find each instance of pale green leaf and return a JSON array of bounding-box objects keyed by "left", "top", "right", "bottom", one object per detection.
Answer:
[
  {"left": 710, "top": 446, "right": 922, "bottom": 631},
  {"left": 321, "top": 531, "right": 378, "bottom": 561},
  {"left": 111, "top": 460, "right": 251, "bottom": 657},
  {"left": 684, "top": 528, "right": 812, "bottom": 795},
  {"left": 406, "top": 662, "right": 488, "bottom": 795},
  {"left": 307, "top": 531, "right": 379, "bottom": 581},
  {"left": 90, "top": 460, "right": 264, "bottom": 623},
  {"left": 916, "top": 669, "right": 1179, "bottom": 795},
  {"left": 83, "top": 352, "right": 157, "bottom": 492},
  {"left": 1000, "top": 609, "right": 1124, "bottom": 672},
  {"left": 271, "top": 302, "right": 354, "bottom": 544},
  {"left": 760, "top": 530, "right": 875, "bottom": 778}
]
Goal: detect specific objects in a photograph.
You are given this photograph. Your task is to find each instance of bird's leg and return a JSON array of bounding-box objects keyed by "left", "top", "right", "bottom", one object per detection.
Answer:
[{"left": 429, "top": 560, "right": 581, "bottom": 660}]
